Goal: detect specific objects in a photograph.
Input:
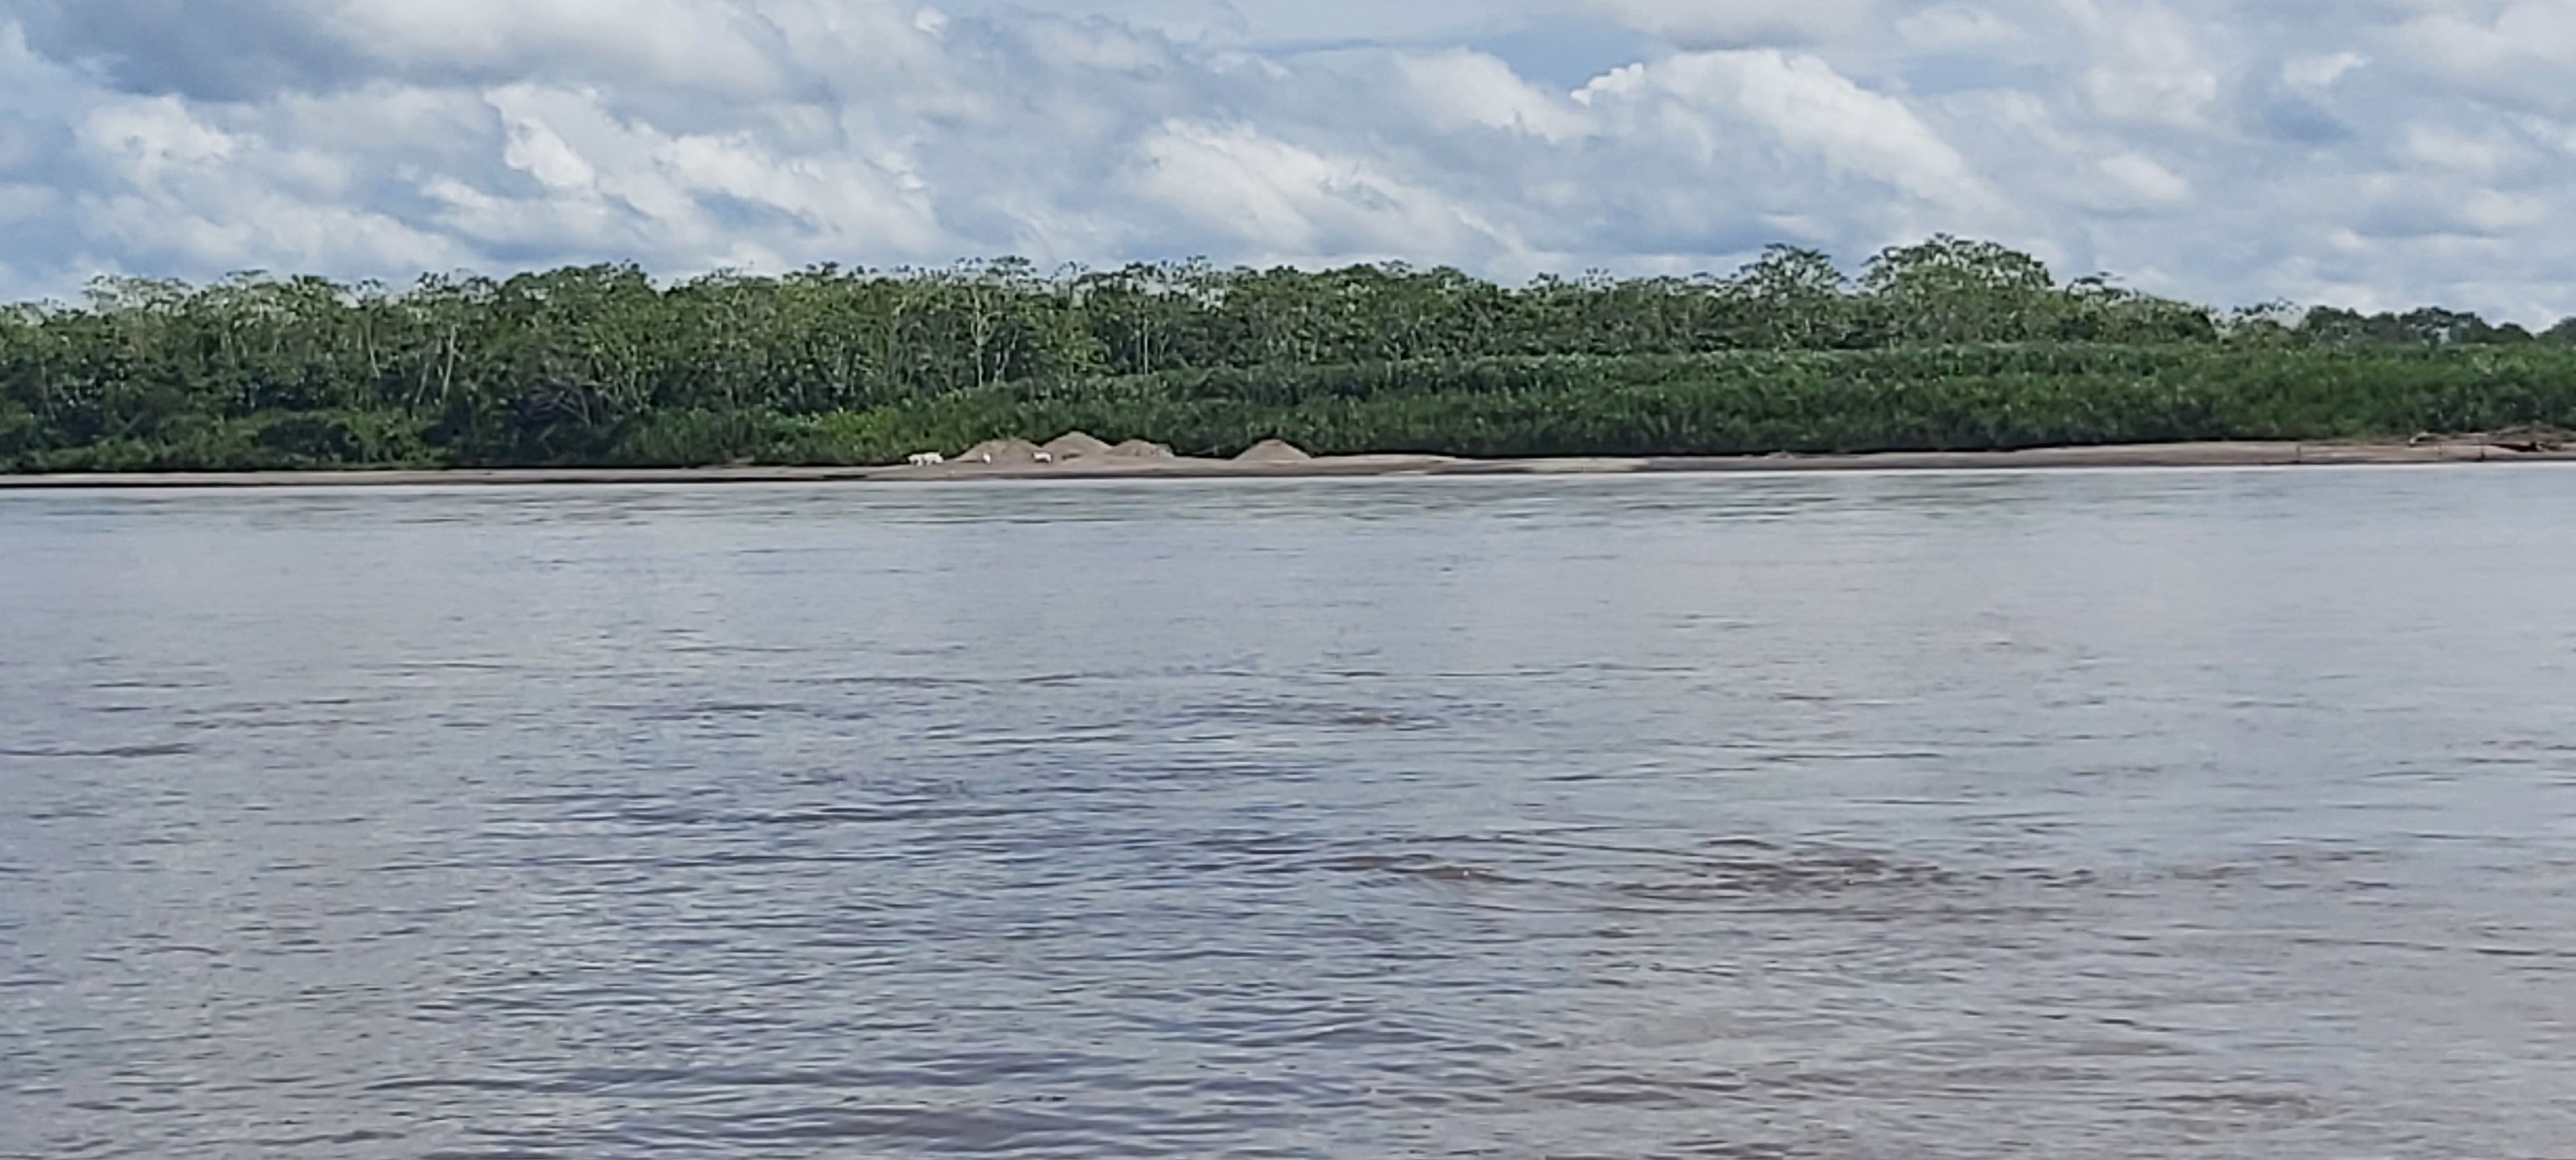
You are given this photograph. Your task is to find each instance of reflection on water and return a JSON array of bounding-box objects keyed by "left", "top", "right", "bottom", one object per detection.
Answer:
[{"left": 6, "top": 467, "right": 2576, "bottom": 1158}]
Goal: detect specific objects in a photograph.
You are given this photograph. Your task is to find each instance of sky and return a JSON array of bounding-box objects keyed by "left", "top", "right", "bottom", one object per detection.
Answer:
[{"left": 3, "top": 0, "right": 2574, "bottom": 321}]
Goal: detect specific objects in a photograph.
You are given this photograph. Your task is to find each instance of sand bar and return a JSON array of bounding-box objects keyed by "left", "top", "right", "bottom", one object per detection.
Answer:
[{"left": 3, "top": 439, "right": 2573, "bottom": 489}]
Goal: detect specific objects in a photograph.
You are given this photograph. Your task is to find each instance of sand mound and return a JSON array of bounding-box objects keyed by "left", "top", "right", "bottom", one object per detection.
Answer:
[
  {"left": 956, "top": 438, "right": 1046, "bottom": 466},
  {"left": 1041, "top": 431, "right": 1115, "bottom": 461},
  {"left": 1235, "top": 439, "right": 1313, "bottom": 464},
  {"left": 1107, "top": 439, "right": 1176, "bottom": 459}
]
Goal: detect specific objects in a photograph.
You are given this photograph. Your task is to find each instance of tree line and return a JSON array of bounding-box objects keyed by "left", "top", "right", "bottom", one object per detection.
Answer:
[{"left": 5, "top": 235, "right": 2574, "bottom": 471}]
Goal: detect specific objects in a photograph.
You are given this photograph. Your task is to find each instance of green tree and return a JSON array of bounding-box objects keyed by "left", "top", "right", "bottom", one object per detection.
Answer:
[
  {"left": 1729, "top": 245, "right": 1852, "bottom": 349},
  {"left": 1861, "top": 235, "right": 2058, "bottom": 344}
]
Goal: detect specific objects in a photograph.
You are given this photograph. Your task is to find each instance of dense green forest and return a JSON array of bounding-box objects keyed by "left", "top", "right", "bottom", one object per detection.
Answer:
[{"left": 6, "top": 235, "right": 2575, "bottom": 471}]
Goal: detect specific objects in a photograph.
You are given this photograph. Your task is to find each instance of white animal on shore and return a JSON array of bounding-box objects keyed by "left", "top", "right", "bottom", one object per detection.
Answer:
[
  {"left": 907, "top": 452, "right": 945, "bottom": 466},
  {"left": 1033, "top": 451, "right": 1053, "bottom": 463}
]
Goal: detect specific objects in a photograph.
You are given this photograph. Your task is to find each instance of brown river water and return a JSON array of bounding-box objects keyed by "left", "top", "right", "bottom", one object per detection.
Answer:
[{"left": 4, "top": 467, "right": 2575, "bottom": 1158}]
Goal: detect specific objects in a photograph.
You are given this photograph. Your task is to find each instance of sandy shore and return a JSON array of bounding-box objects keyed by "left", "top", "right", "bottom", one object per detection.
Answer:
[{"left": 4, "top": 439, "right": 2572, "bottom": 489}]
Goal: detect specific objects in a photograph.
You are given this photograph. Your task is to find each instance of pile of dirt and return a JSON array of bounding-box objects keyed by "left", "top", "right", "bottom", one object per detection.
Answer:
[
  {"left": 956, "top": 438, "right": 1047, "bottom": 466},
  {"left": 1041, "top": 431, "right": 1115, "bottom": 461},
  {"left": 1234, "top": 439, "right": 1313, "bottom": 464},
  {"left": 1107, "top": 439, "right": 1176, "bottom": 459}
]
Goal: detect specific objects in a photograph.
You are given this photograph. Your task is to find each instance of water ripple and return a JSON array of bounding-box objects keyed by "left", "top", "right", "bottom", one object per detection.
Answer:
[{"left": 8, "top": 470, "right": 2576, "bottom": 1158}]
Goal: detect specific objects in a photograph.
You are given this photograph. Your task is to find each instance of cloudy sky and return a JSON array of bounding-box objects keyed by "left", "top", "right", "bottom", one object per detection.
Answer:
[{"left": 3, "top": 0, "right": 2573, "bottom": 321}]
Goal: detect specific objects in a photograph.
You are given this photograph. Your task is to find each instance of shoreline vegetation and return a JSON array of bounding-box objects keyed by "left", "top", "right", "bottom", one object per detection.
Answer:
[{"left": 8, "top": 236, "right": 2576, "bottom": 477}]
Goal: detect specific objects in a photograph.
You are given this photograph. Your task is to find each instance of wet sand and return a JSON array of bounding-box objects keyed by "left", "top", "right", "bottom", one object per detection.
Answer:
[{"left": 3, "top": 438, "right": 2572, "bottom": 489}]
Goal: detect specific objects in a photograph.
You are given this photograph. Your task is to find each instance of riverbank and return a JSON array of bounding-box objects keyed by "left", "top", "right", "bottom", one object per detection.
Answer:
[{"left": 4, "top": 436, "right": 2572, "bottom": 489}]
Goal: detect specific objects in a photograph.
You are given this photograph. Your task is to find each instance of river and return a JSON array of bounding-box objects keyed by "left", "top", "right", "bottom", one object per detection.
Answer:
[{"left": 5, "top": 466, "right": 2575, "bottom": 1158}]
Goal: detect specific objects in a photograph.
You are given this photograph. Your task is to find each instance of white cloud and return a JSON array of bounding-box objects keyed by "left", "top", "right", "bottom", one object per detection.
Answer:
[
  {"left": 495, "top": 96, "right": 602, "bottom": 194},
  {"left": 1894, "top": 4, "right": 2027, "bottom": 51},
  {"left": 2457, "top": 187, "right": 2547, "bottom": 234},
  {"left": 1124, "top": 119, "right": 1508, "bottom": 257},
  {"left": 1590, "top": 0, "right": 1880, "bottom": 47},
  {"left": 2400, "top": 2, "right": 2576, "bottom": 72},
  {"left": 1580, "top": 50, "right": 1989, "bottom": 210},
  {"left": 2062, "top": 0, "right": 2222, "bottom": 128},
  {"left": 80, "top": 98, "right": 240, "bottom": 185},
  {"left": 337, "top": 0, "right": 786, "bottom": 93},
  {"left": 2384, "top": 2, "right": 2576, "bottom": 116},
  {"left": 463, "top": 82, "right": 946, "bottom": 256},
  {"left": 2281, "top": 51, "right": 2366, "bottom": 90},
  {"left": 1398, "top": 50, "right": 1592, "bottom": 142},
  {"left": 2404, "top": 123, "right": 2506, "bottom": 173},
  {"left": 6, "top": 1, "right": 2576, "bottom": 323},
  {"left": 2098, "top": 152, "right": 2188, "bottom": 206}
]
